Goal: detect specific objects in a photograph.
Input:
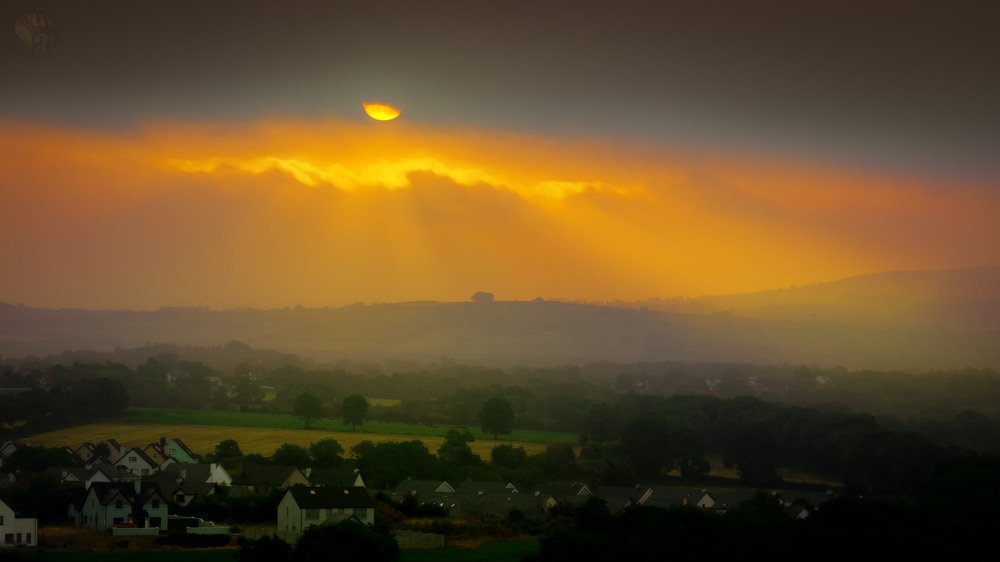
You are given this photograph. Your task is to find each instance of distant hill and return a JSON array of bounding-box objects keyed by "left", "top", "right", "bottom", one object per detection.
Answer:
[
  {"left": 1, "top": 269, "right": 997, "bottom": 370},
  {"left": 625, "top": 267, "right": 1000, "bottom": 330}
]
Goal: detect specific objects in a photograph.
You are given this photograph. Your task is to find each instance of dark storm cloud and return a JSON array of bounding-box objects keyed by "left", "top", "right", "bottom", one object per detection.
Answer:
[{"left": 2, "top": 0, "right": 998, "bottom": 177}]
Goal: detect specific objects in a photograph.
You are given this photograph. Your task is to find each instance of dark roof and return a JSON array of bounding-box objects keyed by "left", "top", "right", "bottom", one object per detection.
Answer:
[
  {"left": 395, "top": 478, "right": 454, "bottom": 494},
  {"left": 286, "top": 487, "right": 375, "bottom": 509},
  {"left": 236, "top": 465, "right": 303, "bottom": 486},
  {"left": 310, "top": 469, "right": 363, "bottom": 487},
  {"left": 644, "top": 489, "right": 713, "bottom": 508},
  {"left": 116, "top": 447, "right": 157, "bottom": 468},
  {"left": 534, "top": 483, "right": 589, "bottom": 497},
  {"left": 87, "top": 481, "right": 165, "bottom": 506},
  {"left": 169, "top": 438, "right": 198, "bottom": 459},
  {"left": 160, "top": 463, "right": 213, "bottom": 482},
  {"left": 455, "top": 481, "right": 519, "bottom": 495}
]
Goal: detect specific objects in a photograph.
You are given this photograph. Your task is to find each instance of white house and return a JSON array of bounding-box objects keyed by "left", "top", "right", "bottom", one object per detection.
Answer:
[
  {"left": 277, "top": 487, "right": 376, "bottom": 536},
  {"left": 70, "top": 482, "right": 168, "bottom": 530},
  {"left": 114, "top": 447, "right": 158, "bottom": 477},
  {"left": 1, "top": 499, "right": 37, "bottom": 548},
  {"left": 160, "top": 463, "right": 232, "bottom": 487}
]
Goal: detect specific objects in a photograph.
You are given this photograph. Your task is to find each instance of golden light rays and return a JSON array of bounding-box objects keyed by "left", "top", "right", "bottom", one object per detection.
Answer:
[{"left": 1, "top": 118, "right": 997, "bottom": 310}]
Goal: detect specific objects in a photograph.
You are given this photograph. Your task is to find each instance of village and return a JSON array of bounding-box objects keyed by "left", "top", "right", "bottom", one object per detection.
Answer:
[{"left": 1, "top": 435, "right": 828, "bottom": 552}]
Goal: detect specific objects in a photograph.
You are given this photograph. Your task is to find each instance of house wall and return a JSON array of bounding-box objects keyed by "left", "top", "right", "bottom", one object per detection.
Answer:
[
  {"left": 144, "top": 498, "right": 169, "bottom": 528},
  {"left": 166, "top": 440, "right": 197, "bottom": 463},
  {"left": 277, "top": 493, "right": 302, "bottom": 534},
  {"left": 116, "top": 450, "right": 155, "bottom": 476},
  {"left": 208, "top": 464, "right": 233, "bottom": 486},
  {"left": 1, "top": 500, "right": 38, "bottom": 548}
]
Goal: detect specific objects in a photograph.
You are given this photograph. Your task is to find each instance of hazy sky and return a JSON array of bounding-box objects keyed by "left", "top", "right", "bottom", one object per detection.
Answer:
[{"left": 2, "top": 1, "right": 998, "bottom": 309}]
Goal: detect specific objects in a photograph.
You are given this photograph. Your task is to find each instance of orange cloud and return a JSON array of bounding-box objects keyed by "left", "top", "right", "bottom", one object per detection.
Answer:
[{"left": 0, "top": 118, "right": 996, "bottom": 310}]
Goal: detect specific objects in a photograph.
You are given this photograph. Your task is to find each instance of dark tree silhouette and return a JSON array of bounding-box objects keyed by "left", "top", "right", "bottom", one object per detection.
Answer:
[
  {"left": 294, "top": 392, "right": 324, "bottom": 428},
  {"left": 478, "top": 396, "right": 514, "bottom": 439},
  {"left": 342, "top": 394, "right": 369, "bottom": 431}
]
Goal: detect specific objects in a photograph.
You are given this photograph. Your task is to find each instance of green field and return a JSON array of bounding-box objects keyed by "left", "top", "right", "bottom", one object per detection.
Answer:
[
  {"left": 127, "top": 408, "right": 576, "bottom": 445},
  {"left": 24, "top": 408, "right": 576, "bottom": 460}
]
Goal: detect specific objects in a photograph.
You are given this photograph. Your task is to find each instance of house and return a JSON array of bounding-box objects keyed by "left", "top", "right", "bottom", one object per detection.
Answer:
[
  {"left": 590, "top": 486, "right": 654, "bottom": 511},
  {"left": 75, "top": 443, "right": 98, "bottom": 463},
  {"left": 101, "top": 439, "right": 127, "bottom": 464},
  {"left": 160, "top": 463, "right": 232, "bottom": 487},
  {"left": 277, "top": 487, "right": 376, "bottom": 536},
  {"left": 534, "top": 483, "right": 592, "bottom": 511},
  {"left": 1, "top": 499, "right": 37, "bottom": 548},
  {"left": 143, "top": 442, "right": 170, "bottom": 467},
  {"left": 234, "top": 465, "right": 309, "bottom": 493},
  {"left": 44, "top": 466, "right": 114, "bottom": 489},
  {"left": 394, "top": 479, "right": 455, "bottom": 495},
  {"left": 165, "top": 439, "right": 199, "bottom": 464},
  {"left": 69, "top": 481, "right": 168, "bottom": 530},
  {"left": 643, "top": 489, "right": 715, "bottom": 509},
  {"left": 0, "top": 472, "right": 16, "bottom": 489},
  {"left": 148, "top": 463, "right": 232, "bottom": 506},
  {"left": 455, "top": 481, "right": 519, "bottom": 495},
  {"left": 115, "top": 447, "right": 158, "bottom": 477},
  {"left": 309, "top": 468, "right": 365, "bottom": 488}
]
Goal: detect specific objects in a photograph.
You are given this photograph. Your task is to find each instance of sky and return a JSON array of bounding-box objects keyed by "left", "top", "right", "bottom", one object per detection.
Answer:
[{"left": 1, "top": 0, "right": 998, "bottom": 310}]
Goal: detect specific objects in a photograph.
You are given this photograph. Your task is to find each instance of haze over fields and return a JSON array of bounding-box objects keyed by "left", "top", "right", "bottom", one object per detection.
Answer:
[{"left": 2, "top": 268, "right": 997, "bottom": 370}]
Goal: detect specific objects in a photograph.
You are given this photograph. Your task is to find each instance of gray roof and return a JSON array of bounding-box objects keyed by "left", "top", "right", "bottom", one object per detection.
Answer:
[
  {"left": 310, "top": 469, "right": 363, "bottom": 487},
  {"left": 286, "top": 486, "right": 375, "bottom": 509},
  {"left": 455, "top": 481, "right": 519, "bottom": 495},
  {"left": 395, "top": 479, "right": 454, "bottom": 494}
]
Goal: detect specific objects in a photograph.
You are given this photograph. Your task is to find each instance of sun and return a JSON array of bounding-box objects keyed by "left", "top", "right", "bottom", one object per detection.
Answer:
[{"left": 362, "top": 102, "right": 401, "bottom": 121}]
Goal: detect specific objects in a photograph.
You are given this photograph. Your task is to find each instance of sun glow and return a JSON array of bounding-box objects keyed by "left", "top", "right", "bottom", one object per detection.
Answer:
[{"left": 362, "top": 102, "right": 401, "bottom": 121}]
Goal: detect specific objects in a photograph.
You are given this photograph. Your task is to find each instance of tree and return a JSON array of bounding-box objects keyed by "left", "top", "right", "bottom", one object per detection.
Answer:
[
  {"left": 215, "top": 439, "right": 244, "bottom": 461},
  {"left": 342, "top": 394, "right": 368, "bottom": 431},
  {"left": 438, "top": 429, "right": 480, "bottom": 470},
  {"left": 292, "top": 520, "right": 399, "bottom": 562},
  {"left": 271, "top": 443, "right": 311, "bottom": 468},
  {"left": 471, "top": 291, "right": 495, "bottom": 303},
  {"left": 491, "top": 443, "right": 527, "bottom": 469},
  {"left": 350, "top": 440, "right": 376, "bottom": 459},
  {"left": 355, "top": 440, "right": 441, "bottom": 489},
  {"left": 478, "top": 396, "right": 514, "bottom": 439},
  {"left": 294, "top": 392, "right": 324, "bottom": 429},
  {"left": 236, "top": 535, "right": 291, "bottom": 562},
  {"left": 619, "top": 412, "right": 674, "bottom": 478},
  {"left": 309, "top": 438, "right": 345, "bottom": 469}
]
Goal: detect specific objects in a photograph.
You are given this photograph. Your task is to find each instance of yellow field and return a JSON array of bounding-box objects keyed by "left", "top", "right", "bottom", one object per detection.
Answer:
[{"left": 22, "top": 423, "right": 550, "bottom": 458}]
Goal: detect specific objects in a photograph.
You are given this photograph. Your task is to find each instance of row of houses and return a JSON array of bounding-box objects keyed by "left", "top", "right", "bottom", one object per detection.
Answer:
[{"left": 389, "top": 479, "right": 832, "bottom": 521}]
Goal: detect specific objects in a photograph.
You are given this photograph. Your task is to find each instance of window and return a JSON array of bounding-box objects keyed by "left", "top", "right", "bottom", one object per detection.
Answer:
[
  {"left": 115, "top": 500, "right": 123, "bottom": 509},
  {"left": 353, "top": 507, "right": 367, "bottom": 519},
  {"left": 152, "top": 499, "right": 160, "bottom": 508},
  {"left": 176, "top": 493, "right": 185, "bottom": 503},
  {"left": 129, "top": 455, "right": 137, "bottom": 462},
  {"left": 4, "top": 534, "right": 12, "bottom": 545},
  {"left": 305, "top": 508, "right": 319, "bottom": 519},
  {"left": 150, "top": 518, "right": 161, "bottom": 528},
  {"left": 26, "top": 534, "right": 31, "bottom": 545},
  {"left": 0, "top": 515, "right": 4, "bottom": 524}
]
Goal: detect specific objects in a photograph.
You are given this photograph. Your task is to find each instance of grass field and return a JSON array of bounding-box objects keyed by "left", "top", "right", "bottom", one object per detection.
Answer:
[
  {"left": 128, "top": 408, "right": 575, "bottom": 444},
  {"left": 22, "top": 407, "right": 576, "bottom": 459}
]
